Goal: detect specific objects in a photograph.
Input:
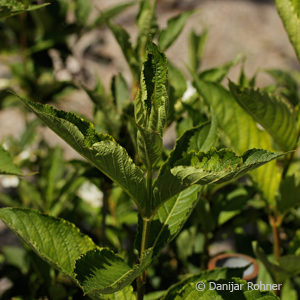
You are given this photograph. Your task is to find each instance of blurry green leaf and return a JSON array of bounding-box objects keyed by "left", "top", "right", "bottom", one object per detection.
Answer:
[
  {"left": 230, "top": 82, "right": 297, "bottom": 151},
  {"left": 0, "top": 145, "right": 22, "bottom": 176},
  {"left": 277, "top": 175, "right": 300, "bottom": 213},
  {"left": 75, "top": 0, "right": 91, "bottom": 25},
  {"left": 275, "top": 0, "right": 300, "bottom": 62},
  {"left": 136, "top": 0, "right": 157, "bottom": 59},
  {"left": 74, "top": 248, "right": 153, "bottom": 295},
  {"left": 108, "top": 21, "right": 140, "bottom": 80},
  {"left": 0, "top": 207, "right": 96, "bottom": 278},
  {"left": 92, "top": 1, "right": 136, "bottom": 27},
  {"left": 192, "top": 77, "right": 282, "bottom": 205},
  {"left": 254, "top": 242, "right": 300, "bottom": 283},
  {"left": 188, "top": 29, "right": 208, "bottom": 72},
  {"left": 266, "top": 69, "right": 299, "bottom": 106},
  {"left": 2, "top": 246, "right": 29, "bottom": 274},
  {"left": 0, "top": 0, "right": 49, "bottom": 19},
  {"left": 19, "top": 179, "right": 42, "bottom": 209},
  {"left": 111, "top": 73, "right": 130, "bottom": 110},
  {"left": 187, "top": 114, "right": 218, "bottom": 152},
  {"left": 282, "top": 279, "right": 297, "bottom": 300},
  {"left": 19, "top": 96, "right": 147, "bottom": 213},
  {"left": 158, "top": 11, "right": 195, "bottom": 51},
  {"left": 43, "top": 147, "right": 64, "bottom": 208},
  {"left": 199, "top": 54, "right": 243, "bottom": 83}
]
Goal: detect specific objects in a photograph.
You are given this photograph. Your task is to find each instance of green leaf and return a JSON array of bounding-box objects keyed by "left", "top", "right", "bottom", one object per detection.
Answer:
[
  {"left": 153, "top": 123, "right": 212, "bottom": 209},
  {"left": 199, "top": 54, "right": 243, "bottom": 83},
  {"left": 136, "top": 0, "right": 157, "bottom": 59},
  {"left": 266, "top": 69, "right": 299, "bottom": 106},
  {"left": 192, "top": 77, "right": 282, "bottom": 205},
  {"left": 135, "top": 42, "right": 168, "bottom": 167},
  {"left": 254, "top": 242, "right": 300, "bottom": 283},
  {"left": 135, "top": 42, "right": 168, "bottom": 135},
  {"left": 275, "top": 0, "right": 300, "bottom": 62},
  {"left": 92, "top": 2, "right": 136, "bottom": 28},
  {"left": 43, "top": 147, "right": 64, "bottom": 208},
  {"left": 188, "top": 29, "right": 208, "bottom": 72},
  {"left": 19, "top": 96, "right": 147, "bottom": 213},
  {"left": 162, "top": 268, "right": 246, "bottom": 300},
  {"left": 111, "top": 73, "right": 130, "bottom": 110},
  {"left": 0, "top": 145, "right": 22, "bottom": 176},
  {"left": 75, "top": 0, "right": 91, "bottom": 25},
  {"left": 281, "top": 280, "right": 298, "bottom": 300},
  {"left": 136, "top": 124, "right": 163, "bottom": 168},
  {"left": 108, "top": 22, "right": 140, "bottom": 80},
  {"left": 158, "top": 11, "right": 195, "bottom": 51},
  {"left": 0, "top": 207, "right": 96, "bottom": 278},
  {"left": 0, "top": 0, "right": 49, "bottom": 19},
  {"left": 170, "top": 149, "right": 283, "bottom": 187},
  {"left": 99, "top": 285, "right": 136, "bottom": 300},
  {"left": 74, "top": 248, "right": 153, "bottom": 294},
  {"left": 137, "top": 185, "right": 201, "bottom": 256},
  {"left": 277, "top": 175, "right": 300, "bottom": 213},
  {"left": 229, "top": 82, "right": 297, "bottom": 151}
]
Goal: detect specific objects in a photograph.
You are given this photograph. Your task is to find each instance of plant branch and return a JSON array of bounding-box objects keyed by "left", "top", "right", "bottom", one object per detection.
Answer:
[{"left": 269, "top": 216, "right": 281, "bottom": 259}]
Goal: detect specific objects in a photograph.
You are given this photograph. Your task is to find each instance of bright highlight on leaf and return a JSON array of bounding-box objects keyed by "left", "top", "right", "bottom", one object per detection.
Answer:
[{"left": 0, "top": 145, "right": 23, "bottom": 176}]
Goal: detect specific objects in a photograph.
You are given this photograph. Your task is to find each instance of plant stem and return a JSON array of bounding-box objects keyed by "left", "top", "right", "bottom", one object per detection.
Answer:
[
  {"left": 137, "top": 218, "right": 150, "bottom": 300},
  {"left": 270, "top": 216, "right": 280, "bottom": 259},
  {"left": 137, "top": 169, "right": 152, "bottom": 300}
]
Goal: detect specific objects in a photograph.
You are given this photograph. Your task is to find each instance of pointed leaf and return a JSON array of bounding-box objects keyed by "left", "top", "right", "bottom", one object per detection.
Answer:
[
  {"left": 19, "top": 97, "right": 147, "bottom": 213},
  {"left": 266, "top": 69, "right": 299, "bottom": 106},
  {"left": 171, "top": 149, "right": 283, "bottom": 187},
  {"left": 0, "top": 208, "right": 96, "bottom": 278},
  {"left": 75, "top": 248, "right": 153, "bottom": 294},
  {"left": 0, "top": 145, "right": 22, "bottom": 176},
  {"left": 135, "top": 42, "right": 168, "bottom": 167},
  {"left": 135, "top": 42, "right": 168, "bottom": 135},
  {"left": 188, "top": 29, "right": 208, "bottom": 72},
  {"left": 193, "top": 77, "right": 282, "bottom": 205},
  {"left": 108, "top": 22, "right": 140, "bottom": 80},
  {"left": 153, "top": 123, "right": 210, "bottom": 209},
  {"left": 92, "top": 2, "right": 136, "bottom": 28},
  {"left": 275, "top": 0, "right": 300, "bottom": 62},
  {"left": 158, "top": 11, "right": 195, "bottom": 51},
  {"left": 150, "top": 185, "right": 202, "bottom": 256},
  {"left": 230, "top": 82, "right": 297, "bottom": 151},
  {"left": 136, "top": 0, "right": 157, "bottom": 59},
  {"left": 277, "top": 175, "right": 300, "bottom": 213},
  {"left": 199, "top": 54, "right": 243, "bottom": 83}
]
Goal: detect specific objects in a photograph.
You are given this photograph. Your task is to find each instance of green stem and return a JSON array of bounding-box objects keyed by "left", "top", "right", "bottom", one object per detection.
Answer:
[
  {"left": 137, "top": 218, "right": 150, "bottom": 300},
  {"left": 137, "top": 169, "right": 152, "bottom": 300}
]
